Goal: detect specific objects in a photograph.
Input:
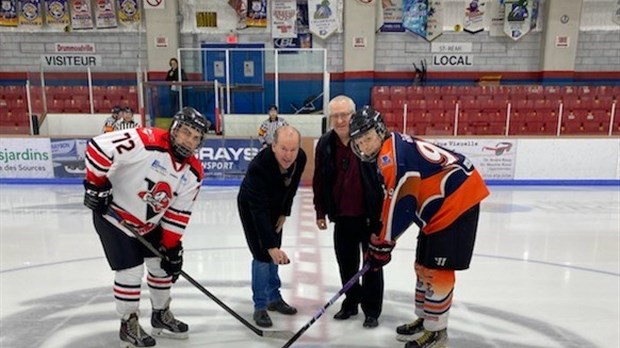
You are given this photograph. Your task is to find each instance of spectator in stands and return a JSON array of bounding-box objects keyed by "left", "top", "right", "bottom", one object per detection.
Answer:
[
  {"left": 102, "top": 105, "right": 121, "bottom": 133},
  {"left": 166, "top": 58, "right": 188, "bottom": 115},
  {"left": 114, "top": 107, "right": 139, "bottom": 131},
  {"left": 258, "top": 105, "right": 288, "bottom": 148}
]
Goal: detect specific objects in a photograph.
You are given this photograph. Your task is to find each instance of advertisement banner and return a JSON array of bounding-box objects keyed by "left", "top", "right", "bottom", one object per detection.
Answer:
[
  {"left": 432, "top": 138, "right": 517, "bottom": 180},
  {"left": 197, "top": 139, "right": 260, "bottom": 180},
  {"left": 93, "top": 0, "right": 117, "bottom": 29},
  {"left": 271, "top": 0, "right": 296, "bottom": 38},
  {"left": 0, "top": 0, "right": 18, "bottom": 27},
  {"left": 50, "top": 138, "right": 88, "bottom": 178},
  {"left": 19, "top": 0, "right": 43, "bottom": 28},
  {"left": 44, "top": 0, "right": 69, "bottom": 28},
  {"left": 0, "top": 138, "right": 54, "bottom": 178}
]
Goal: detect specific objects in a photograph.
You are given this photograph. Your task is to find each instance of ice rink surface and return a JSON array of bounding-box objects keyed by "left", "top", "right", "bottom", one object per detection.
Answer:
[{"left": 1, "top": 184, "right": 618, "bottom": 348}]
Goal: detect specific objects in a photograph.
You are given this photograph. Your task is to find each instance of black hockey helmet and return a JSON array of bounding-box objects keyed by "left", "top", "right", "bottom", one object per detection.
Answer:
[
  {"left": 169, "top": 107, "right": 210, "bottom": 158},
  {"left": 349, "top": 105, "right": 387, "bottom": 162},
  {"left": 111, "top": 105, "right": 121, "bottom": 114},
  {"left": 122, "top": 106, "right": 133, "bottom": 113}
]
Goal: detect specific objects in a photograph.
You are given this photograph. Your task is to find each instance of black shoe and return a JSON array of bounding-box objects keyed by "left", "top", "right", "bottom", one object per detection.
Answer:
[
  {"left": 267, "top": 299, "right": 297, "bottom": 315},
  {"left": 333, "top": 308, "right": 358, "bottom": 320},
  {"left": 253, "top": 310, "right": 273, "bottom": 327},
  {"left": 363, "top": 316, "right": 379, "bottom": 328}
]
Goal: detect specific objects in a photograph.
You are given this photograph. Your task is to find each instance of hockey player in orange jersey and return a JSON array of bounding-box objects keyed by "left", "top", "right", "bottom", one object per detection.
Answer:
[{"left": 348, "top": 106, "right": 490, "bottom": 348}]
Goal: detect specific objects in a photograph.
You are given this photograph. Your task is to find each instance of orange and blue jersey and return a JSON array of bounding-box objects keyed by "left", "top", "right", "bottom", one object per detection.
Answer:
[{"left": 376, "top": 132, "right": 489, "bottom": 241}]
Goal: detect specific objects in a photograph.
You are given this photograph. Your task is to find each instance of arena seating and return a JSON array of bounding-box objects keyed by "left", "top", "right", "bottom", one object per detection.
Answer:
[{"left": 370, "top": 85, "right": 619, "bottom": 136}]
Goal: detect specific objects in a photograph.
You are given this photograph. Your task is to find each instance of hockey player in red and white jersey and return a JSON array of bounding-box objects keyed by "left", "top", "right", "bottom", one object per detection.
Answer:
[
  {"left": 83, "top": 107, "right": 209, "bottom": 348},
  {"left": 349, "top": 106, "right": 489, "bottom": 348}
]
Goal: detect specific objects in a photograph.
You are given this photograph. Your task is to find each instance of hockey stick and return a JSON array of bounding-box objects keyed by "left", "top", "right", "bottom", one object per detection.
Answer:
[
  {"left": 281, "top": 262, "right": 372, "bottom": 348},
  {"left": 106, "top": 209, "right": 295, "bottom": 340}
]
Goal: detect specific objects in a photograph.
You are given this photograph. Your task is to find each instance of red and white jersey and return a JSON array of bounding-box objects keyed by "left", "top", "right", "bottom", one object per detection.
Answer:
[{"left": 85, "top": 127, "right": 203, "bottom": 248}]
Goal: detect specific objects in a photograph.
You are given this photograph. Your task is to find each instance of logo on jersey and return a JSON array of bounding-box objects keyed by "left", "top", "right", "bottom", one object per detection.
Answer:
[
  {"left": 138, "top": 181, "right": 172, "bottom": 214},
  {"left": 150, "top": 159, "right": 167, "bottom": 175}
]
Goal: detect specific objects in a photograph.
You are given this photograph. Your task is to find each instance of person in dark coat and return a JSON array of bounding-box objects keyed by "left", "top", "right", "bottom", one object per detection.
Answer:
[
  {"left": 237, "top": 125, "right": 307, "bottom": 328},
  {"left": 312, "top": 95, "right": 385, "bottom": 328},
  {"left": 166, "top": 58, "right": 188, "bottom": 114}
]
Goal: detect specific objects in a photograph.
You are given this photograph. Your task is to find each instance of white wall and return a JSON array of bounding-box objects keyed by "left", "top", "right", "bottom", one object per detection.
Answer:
[
  {"left": 223, "top": 113, "right": 324, "bottom": 138},
  {"left": 39, "top": 113, "right": 143, "bottom": 137}
]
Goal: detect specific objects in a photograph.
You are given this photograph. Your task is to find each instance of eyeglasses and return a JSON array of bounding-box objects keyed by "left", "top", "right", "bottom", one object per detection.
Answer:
[{"left": 330, "top": 112, "right": 352, "bottom": 120}]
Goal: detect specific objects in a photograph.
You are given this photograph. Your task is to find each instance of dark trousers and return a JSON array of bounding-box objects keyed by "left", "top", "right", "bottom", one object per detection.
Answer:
[{"left": 334, "top": 216, "right": 384, "bottom": 318}]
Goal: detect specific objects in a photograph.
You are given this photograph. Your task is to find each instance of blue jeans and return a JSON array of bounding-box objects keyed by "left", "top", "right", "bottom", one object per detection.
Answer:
[{"left": 251, "top": 259, "right": 282, "bottom": 310}]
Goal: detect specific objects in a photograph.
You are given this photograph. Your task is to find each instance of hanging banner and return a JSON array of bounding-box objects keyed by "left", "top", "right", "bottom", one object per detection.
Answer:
[
  {"left": 228, "top": 0, "right": 247, "bottom": 29},
  {"left": 94, "top": 0, "right": 117, "bottom": 28},
  {"left": 402, "top": 0, "right": 428, "bottom": 39},
  {"left": 246, "top": 0, "right": 266, "bottom": 27},
  {"left": 308, "top": 0, "right": 338, "bottom": 39},
  {"left": 271, "top": 0, "right": 296, "bottom": 38},
  {"left": 0, "top": 0, "right": 18, "bottom": 27},
  {"left": 19, "top": 0, "right": 43, "bottom": 28},
  {"left": 117, "top": 0, "right": 140, "bottom": 26},
  {"left": 380, "top": 0, "right": 404, "bottom": 32},
  {"left": 529, "top": 0, "right": 539, "bottom": 30},
  {"left": 487, "top": 0, "right": 504, "bottom": 37},
  {"left": 463, "top": 0, "right": 486, "bottom": 34},
  {"left": 69, "top": 0, "right": 93, "bottom": 30},
  {"left": 614, "top": 0, "right": 620, "bottom": 25},
  {"left": 425, "top": 0, "right": 442, "bottom": 41},
  {"left": 504, "top": 0, "right": 531, "bottom": 41},
  {"left": 44, "top": 0, "right": 69, "bottom": 28}
]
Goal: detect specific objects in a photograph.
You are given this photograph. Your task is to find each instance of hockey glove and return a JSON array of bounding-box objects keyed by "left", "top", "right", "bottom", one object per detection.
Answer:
[
  {"left": 83, "top": 180, "right": 113, "bottom": 213},
  {"left": 365, "top": 234, "right": 395, "bottom": 269},
  {"left": 160, "top": 242, "right": 183, "bottom": 283}
]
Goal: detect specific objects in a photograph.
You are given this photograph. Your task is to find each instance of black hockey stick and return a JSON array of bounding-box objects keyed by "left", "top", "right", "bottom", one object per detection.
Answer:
[
  {"left": 281, "top": 262, "right": 372, "bottom": 348},
  {"left": 106, "top": 209, "right": 295, "bottom": 340}
]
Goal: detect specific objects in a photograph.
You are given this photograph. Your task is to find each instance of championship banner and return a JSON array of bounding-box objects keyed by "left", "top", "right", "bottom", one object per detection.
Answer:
[
  {"left": 380, "top": 0, "right": 405, "bottom": 32},
  {"left": 487, "top": 0, "right": 504, "bottom": 37},
  {"left": 432, "top": 138, "right": 517, "bottom": 180},
  {"left": 246, "top": 0, "right": 266, "bottom": 27},
  {"left": 402, "top": 0, "right": 428, "bottom": 40},
  {"left": 271, "top": 0, "right": 296, "bottom": 39},
  {"left": 44, "top": 0, "right": 69, "bottom": 27},
  {"left": 0, "top": 0, "right": 18, "bottom": 27},
  {"left": 117, "top": 0, "right": 140, "bottom": 26},
  {"left": 198, "top": 139, "right": 260, "bottom": 180},
  {"left": 529, "top": 0, "right": 539, "bottom": 30},
  {"left": 228, "top": 0, "right": 247, "bottom": 29},
  {"left": 0, "top": 138, "right": 54, "bottom": 179},
  {"left": 463, "top": 0, "right": 485, "bottom": 34},
  {"left": 93, "top": 0, "right": 117, "bottom": 29},
  {"left": 68, "top": 0, "right": 93, "bottom": 30},
  {"left": 614, "top": 0, "right": 620, "bottom": 25},
  {"left": 308, "top": 0, "right": 338, "bottom": 39},
  {"left": 425, "top": 0, "right": 442, "bottom": 41},
  {"left": 18, "top": 0, "right": 43, "bottom": 28},
  {"left": 504, "top": 0, "right": 531, "bottom": 41}
]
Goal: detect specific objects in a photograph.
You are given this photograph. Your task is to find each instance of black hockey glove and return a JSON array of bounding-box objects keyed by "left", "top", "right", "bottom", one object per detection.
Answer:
[
  {"left": 83, "top": 180, "right": 113, "bottom": 214},
  {"left": 160, "top": 242, "right": 183, "bottom": 283},
  {"left": 365, "top": 234, "right": 395, "bottom": 269}
]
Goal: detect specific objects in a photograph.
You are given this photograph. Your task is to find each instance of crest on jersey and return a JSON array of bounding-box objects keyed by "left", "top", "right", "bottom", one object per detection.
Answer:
[{"left": 138, "top": 181, "right": 172, "bottom": 215}]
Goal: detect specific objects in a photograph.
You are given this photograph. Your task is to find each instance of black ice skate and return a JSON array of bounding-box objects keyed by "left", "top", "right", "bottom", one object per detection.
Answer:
[
  {"left": 120, "top": 313, "right": 156, "bottom": 348},
  {"left": 396, "top": 318, "right": 425, "bottom": 342},
  {"left": 404, "top": 328, "right": 448, "bottom": 348},
  {"left": 151, "top": 300, "right": 189, "bottom": 339}
]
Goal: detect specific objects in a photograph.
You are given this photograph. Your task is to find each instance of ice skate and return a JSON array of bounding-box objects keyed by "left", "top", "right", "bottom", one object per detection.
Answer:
[
  {"left": 404, "top": 328, "right": 448, "bottom": 348},
  {"left": 151, "top": 300, "right": 189, "bottom": 339},
  {"left": 119, "top": 313, "right": 156, "bottom": 348},
  {"left": 396, "top": 318, "right": 425, "bottom": 342}
]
